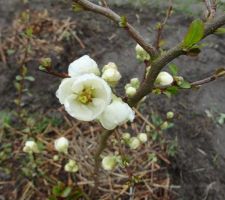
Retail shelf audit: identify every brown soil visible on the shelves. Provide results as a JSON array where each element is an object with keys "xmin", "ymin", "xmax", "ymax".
[{"xmin": 0, "ymin": 1, "xmax": 225, "ymax": 200}]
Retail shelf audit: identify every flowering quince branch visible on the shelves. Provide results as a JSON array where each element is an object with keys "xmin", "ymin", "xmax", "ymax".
[
  {"xmin": 128, "ymin": 14, "xmax": 225, "ymax": 106},
  {"xmin": 72, "ymin": 0, "xmax": 225, "ymax": 107},
  {"xmin": 72, "ymin": 0, "xmax": 158, "ymax": 58}
]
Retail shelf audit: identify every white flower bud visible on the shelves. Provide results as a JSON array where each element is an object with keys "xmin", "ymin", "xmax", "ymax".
[
  {"xmin": 135, "ymin": 44, "xmax": 150, "ymax": 61},
  {"xmin": 155, "ymin": 71, "xmax": 173, "ymax": 87},
  {"xmin": 53, "ymin": 155, "xmax": 59, "ymax": 161},
  {"xmin": 102, "ymin": 155, "xmax": 118, "ymax": 171},
  {"xmin": 23, "ymin": 141, "xmax": 39, "ymax": 154},
  {"xmin": 166, "ymin": 111, "xmax": 174, "ymax": 119},
  {"xmin": 122, "ymin": 132, "xmax": 131, "ymax": 141},
  {"xmin": 130, "ymin": 78, "xmax": 140, "ymax": 88},
  {"xmin": 64, "ymin": 159, "xmax": 79, "ymax": 173},
  {"xmin": 102, "ymin": 62, "xmax": 117, "ymax": 72},
  {"xmin": 128, "ymin": 137, "xmax": 141, "ymax": 150},
  {"xmin": 125, "ymin": 86, "xmax": 136, "ymax": 97},
  {"xmin": 54, "ymin": 137, "xmax": 69, "ymax": 154},
  {"xmin": 102, "ymin": 67, "xmax": 121, "ymax": 86},
  {"xmin": 137, "ymin": 133, "xmax": 148, "ymax": 143}
]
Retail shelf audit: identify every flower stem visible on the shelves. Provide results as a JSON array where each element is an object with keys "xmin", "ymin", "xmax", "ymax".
[{"xmin": 92, "ymin": 129, "xmax": 113, "ymax": 196}]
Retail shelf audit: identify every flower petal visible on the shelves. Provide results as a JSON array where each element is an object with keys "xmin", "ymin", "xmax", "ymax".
[{"xmin": 68, "ymin": 55, "xmax": 100, "ymax": 77}]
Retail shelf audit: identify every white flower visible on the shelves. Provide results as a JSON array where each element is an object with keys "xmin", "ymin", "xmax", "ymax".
[
  {"xmin": 102, "ymin": 67, "xmax": 121, "ymax": 86},
  {"xmin": 128, "ymin": 137, "xmax": 141, "ymax": 149},
  {"xmin": 125, "ymin": 86, "xmax": 136, "ymax": 97},
  {"xmin": 155, "ymin": 71, "xmax": 173, "ymax": 87},
  {"xmin": 102, "ymin": 155, "xmax": 118, "ymax": 171},
  {"xmin": 137, "ymin": 133, "xmax": 148, "ymax": 143},
  {"xmin": 64, "ymin": 159, "xmax": 79, "ymax": 173},
  {"xmin": 99, "ymin": 99, "xmax": 135, "ymax": 130},
  {"xmin": 23, "ymin": 141, "xmax": 39, "ymax": 153},
  {"xmin": 68, "ymin": 55, "xmax": 100, "ymax": 77},
  {"xmin": 56, "ymin": 74, "xmax": 112, "ymax": 121},
  {"xmin": 54, "ymin": 137, "xmax": 69, "ymax": 154},
  {"xmin": 135, "ymin": 44, "xmax": 150, "ymax": 61}
]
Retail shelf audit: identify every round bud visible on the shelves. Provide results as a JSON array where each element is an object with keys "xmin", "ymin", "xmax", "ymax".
[
  {"xmin": 102, "ymin": 68, "xmax": 121, "ymax": 86},
  {"xmin": 155, "ymin": 71, "xmax": 173, "ymax": 87},
  {"xmin": 102, "ymin": 155, "xmax": 118, "ymax": 171},
  {"xmin": 126, "ymin": 86, "xmax": 137, "ymax": 97},
  {"xmin": 137, "ymin": 133, "xmax": 148, "ymax": 143},
  {"xmin": 128, "ymin": 137, "xmax": 141, "ymax": 150},
  {"xmin": 166, "ymin": 111, "xmax": 174, "ymax": 119},
  {"xmin": 54, "ymin": 137, "xmax": 69, "ymax": 154}
]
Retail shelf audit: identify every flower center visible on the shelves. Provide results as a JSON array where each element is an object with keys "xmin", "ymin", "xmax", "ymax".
[{"xmin": 77, "ymin": 86, "xmax": 95, "ymax": 104}]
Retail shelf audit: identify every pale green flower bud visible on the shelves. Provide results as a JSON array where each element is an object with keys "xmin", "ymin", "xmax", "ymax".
[
  {"xmin": 160, "ymin": 121, "xmax": 169, "ymax": 130},
  {"xmin": 102, "ymin": 62, "xmax": 117, "ymax": 72},
  {"xmin": 128, "ymin": 137, "xmax": 141, "ymax": 150},
  {"xmin": 54, "ymin": 137, "xmax": 69, "ymax": 154},
  {"xmin": 137, "ymin": 133, "xmax": 148, "ymax": 143},
  {"xmin": 135, "ymin": 44, "xmax": 150, "ymax": 61},
  {"xmin": 102, "ymin": 67, "xmax": 121, "ymax": 86},
  {"xmin": 166, "ymin": 111, "xmax": 174, "ymax": 119},
  {"xmin": 126, "ymin": 86, "xmax": 137, "ymax": 97},
  {"xmin": 174, "ymin": 76, "xmax": 184, "ymax": 85},
  {"xmin": 53, "ymin": 155, "xmax": 59, "ymax": 161},
  {"xmin": 102, "ymin": 155, "xmax": 118, "ymax": 171},
  {"xmin": 23, "ymin": 141, "xmax": 39, "ymax": 154},
  {"xmin": 122, "ymin": 132, "xmax": 131, "ymax": 141},
  {"xmin": 64, "ymin": 159, "xmax": 79, "ymax": 173},
  {"xmin": 130, "ymin": 78, "xmax": 140, "ymax": 88}
]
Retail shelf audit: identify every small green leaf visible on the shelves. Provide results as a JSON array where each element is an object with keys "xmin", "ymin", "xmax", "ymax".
[
  {"xmin": 61, "ymin": 187, "xmax": 72, "ymax": 198},
  {"xmin": 168, "ymin": 64, "xmax": 179, "ymax": 76},
  {"xmin": 72, "ymin": 3, "xmax": 84, "ymax": 12},
  {"xmin": 215, "ymin": 27, "xmax": 225, "ymax": 35},
  {"xmin": 16, "ymin": 75, "xmax": 23, "ymax": 81},
  {"xmin": 183, "ymin": 19, "xmax": 204, "ymax": 48},
  {"xmin": 119, "ymin": 16, "xmax": 127, "ymax": 28},
  {"xmin": 179, "ymin": 80, "xmax": 191, "ymax": 89},
  {"xmin": 166, "ymin": 86, "xmax": 179, "ymax": 94},
  {"xmin": 25, "ymin": 76, "xmax": 35, "ymax": 82}
]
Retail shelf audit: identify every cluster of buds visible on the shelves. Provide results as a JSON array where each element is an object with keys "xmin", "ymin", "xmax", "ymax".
[
  {"xmin": 125, "ymin": 78, "xmax": 140, "ymax": 97},
  {"xmin": 101, "ymin": 62, "xmax": 121, "ymax": 87},
  {"xmin": 135, "ymin": 44, "xmax": 151, "ymax": 62},
  {"xmin": 64, "ymin": 159, "xmax": 79, "ymax": 173},
  {"xmin": 121, "ymin": 132, "xmax": 148, "ymax": 150},
  {"xmin": 23, "ymin": 140, "xmax": 39, "ymax": 154}
]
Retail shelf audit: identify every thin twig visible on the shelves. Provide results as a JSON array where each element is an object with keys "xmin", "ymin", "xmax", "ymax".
[
  {"xmin": 191, "ymin": 69, "xmax": 225, "ymax": 87},
  {"xmin": 154, "ymin": 0, "xmax": 173, "ymax": 50},
  {"xmin": 92, "ymin": 129, "xmax": 114, "ymax": 196},
  {"xmin": 204, "ymin": 0, "xmax": 217, "ymax": 20}
]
